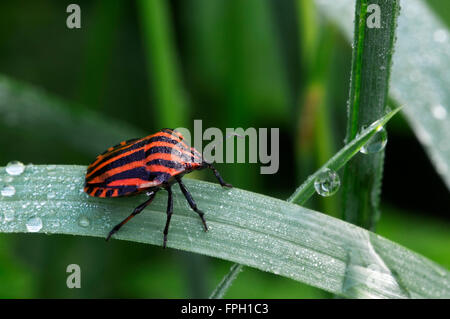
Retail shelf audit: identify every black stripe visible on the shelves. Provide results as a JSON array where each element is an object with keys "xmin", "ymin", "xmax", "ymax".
[
  {"xmin": 103, "ymin": 167, "xmax": 171, "ymax": 186},
  {"xmin": 87, "ymin": 149, "xmax": 146, "ymax": 181},
  {"xmin": 146, "ymin": 159, "xmax": 185, "ymax": 170},
  {"xmin": 88, "ymin": 135, "xmax": 189, "ymax": 174},
  {"xmin": 94, "ymin": 188, "xmax": 103, "ymax": 196},
  {"xmin": 88, "ymin": 139, "xmax": 149, "ymax": 173},
  {"xmin": 105, "ymin": 189, "xmax": 114, "ymax": 197},
  {"xmin": 85, "ymin": 186, "xmax": 94, "ymax": 194},
  {"xmin": 161, "ymin": 128, "xmax": 175, "ymax": 134},
  {"xmin": 103, "ymin": 166, "xmax": 150, "ymax": 185},
  {"xmin": 150, "ymin": 135, "xmax": 188, "ymax": 148},
  {"xmin": 86, "ymin": 170, "xmax": 172, "ymax": 196},
  {"xmin": 86, "ymin": 169, "xmax": 173, "ymax": 188},
  {"xmin": 144, "ymin": 146, "xmax": 196, "ymax": 163},
  {"xmin": 118, "ymin": 186, "xmax": 139, "ymax": 196},
  {"xmin": 161, "ymin": 128, "xmax": 185, "ymax": 140},
  {"xmin": 145, "ymin": 145, "xmax": 172, "ymax": 156}
]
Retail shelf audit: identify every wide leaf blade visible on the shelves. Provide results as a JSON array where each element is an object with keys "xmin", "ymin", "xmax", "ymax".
[{"xmin": 0, "ymin": 165, "xmax": 448, "ymax": 298}]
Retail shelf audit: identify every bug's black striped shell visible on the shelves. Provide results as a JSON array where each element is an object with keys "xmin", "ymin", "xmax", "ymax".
[{"xmin": 84, "ymin": 129, "xmax": 203, "ymax": 197}]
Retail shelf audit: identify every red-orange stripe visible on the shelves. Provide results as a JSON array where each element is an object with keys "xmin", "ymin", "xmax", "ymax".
[
  {"xmin": 152, "ymin": 131, "xmax": 192, "ymax": 151},
  {"xmin": 145, "ymin": 152, "xmax": 187, "ymax": 164},
  {"xmin": 144, "ymin": 164, "xmax": 182, "ymax": 176},
  {"xmin": 89, "ymin": 136, "xmax": 147, "ymax": 168},
  {"xmin": 88, "ymin": 161, "xmax": 144, "ymax": 184},
  {"xmin": 146, "ymin": 141, "xmax": 200, "ymax": 160},
  {"xmin": 107, "ymin": 178, "xmax": 150, "ymax": 187},
  {"xmin": 87, "ymin": 145, "xmax": 146, "ymax": 178}
]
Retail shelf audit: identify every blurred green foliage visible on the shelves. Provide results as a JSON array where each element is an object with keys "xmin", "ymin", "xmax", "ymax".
[{"xmin": 0, "ymin": 0, "xmax": 448, "ymax": 298}]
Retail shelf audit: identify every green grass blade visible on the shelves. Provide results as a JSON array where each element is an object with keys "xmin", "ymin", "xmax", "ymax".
[
  {"xmin": 2, "ymin": 153, "xmax": 448, "ymax": 298},
  {"xmin": 212, "ymin": 106, "xmax": 401, "ymax": 298},
  {"xmin": 78, "ymin": 0, "xmax": 123, "ymax": 110},
  {"xmin": 209, "ymin": 263, "xmax": 243, "ymax": 299},
  {"xmin": 136, "ymin": 0, "xmax": 187, "ymax": 127},
  {"xmin": 289, "ymin": 106, "xmax": 401, "ymax": 205},
  {"xmin": 342, "ymin": 0, "xmax": 400, "ymax": 230},
  {"xmin": 314, "ymin": 0, "xmax": 450, "ymax": 190}
]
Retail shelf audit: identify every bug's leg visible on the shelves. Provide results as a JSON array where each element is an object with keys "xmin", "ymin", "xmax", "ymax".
[
  {"xmin": 162, "ymin": 186, "xmax": 173, "ymax": 249},
  {"xmin": 106, "ymin": 190, "xmax": 158, "ymax": 241},
  {"xmin": 176, "ymin": 177, "xmax": 208, "ymax": 231},
  {"xmin": 207, "ymin": 163, "xmax": 232, "ymax": 188}
]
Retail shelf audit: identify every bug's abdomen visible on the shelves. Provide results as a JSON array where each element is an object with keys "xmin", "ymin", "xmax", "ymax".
[
  {"xmin": 84, "ymin": 129, "xmax": 204, "ymax": 198},
  {"xmin": 85, "ymin": 147, "xmax": 154, "ymax": 197}
]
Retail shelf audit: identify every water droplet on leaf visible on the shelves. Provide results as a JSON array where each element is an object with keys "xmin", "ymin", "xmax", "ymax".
[
  {"xmin": 26, "ymin": 217, "xmax": 43, "ymax": 232},
  {"xmin": 4, "ymin": 209, "xmax": 15, "ymax": 222},
  {"xmin": 1, "ymin": 185, "xmax": 16, "ymax": 197},
  {"xmin": 314, "ymin": 168, "xmax": 340, "ymax": 197},
  {"xmin": 431, "ymin": 104, "xmax": 447, "ymax": 120},
  {"xmin": 47, "ymin": 192, "xmax": 56, "ymax": 200},
  {"xmin": 5, "ymin": 161, "xmax": 25, "ymax": 176},
  {"xmin": 360, "ymin": 127, "xmax": 388, "ymax": 154},
  {"xmin": 78, "ymin": 216, "xmax": 90, "ymax": 228}
]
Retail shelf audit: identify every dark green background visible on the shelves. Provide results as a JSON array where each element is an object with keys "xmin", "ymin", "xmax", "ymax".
[{"xmin": 0, "ymin": 0, "xmax": 448, "ymax": 298}]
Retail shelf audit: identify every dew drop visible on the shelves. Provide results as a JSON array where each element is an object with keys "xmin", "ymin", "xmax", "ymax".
[
  {"xmin": 47, "ymin": 192, "xmax": 56, "ymax": 200},
  {"xmin": 5, "ymin": 161, "xmax": 25, "ymax": 176},
  {"xmin": 1, "ymin": 185, "xmax": 16, "ymax": 197},
  {"xmin": 78, "ymin": 216, "xmax": 90, "ymax": 228},
  {"xmin": 431, "ymin": 104, "xmax": 447, "ymax": 120},
  {"xmin": 26, "ymin": 217, "xmax": 43, "ymax": 232},
  {"xmin": 360, "ymin": 127, "xmax": 388, "ymax": 154},
  {"xmin": 3, "ymin": 209, "xmax": 15, "ymax": 222},
  {"xmin": 314, "ymin": 168, "xmax": 340, "ymax": 197}
]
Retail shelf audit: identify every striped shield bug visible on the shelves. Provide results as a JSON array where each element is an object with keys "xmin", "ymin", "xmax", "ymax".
[{"xmin": 84, "ymin": 128, "xmax": 232, "ymax": 248}]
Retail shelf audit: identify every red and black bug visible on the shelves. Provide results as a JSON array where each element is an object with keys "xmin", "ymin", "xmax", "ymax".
[{"xmin": 84, "ymin": 128, "xmax": 232, "ymax": 248}]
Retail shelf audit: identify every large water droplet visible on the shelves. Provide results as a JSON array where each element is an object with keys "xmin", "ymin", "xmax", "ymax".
[
  {"xmin": 314, "ymin": 168, "xmax": 340, "ymax": 197},
  {"xmin": 360, "ymin": 127, "xmax": 388, "ymax": 154},
  {"xmin": 431, "ymin": 104, "xmax": 447, "ymax": 120},
  {"xmin": 1, "ymin": 185, "xmax": 16, "ymax": 197},
  {"xmin": 26, "ymin": 217, "xmax": 43, "ymax": 232},
  {"xmin": 3, "ymin": 209, "xmax": 15, "ymax": 222},
  {"xmin": 5, "ymin": 161, "xmax": 25, "ymax": 176},
  {"xmin": 78, "ymin": 216, "xmax": 90, "ymax": 228}
]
